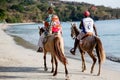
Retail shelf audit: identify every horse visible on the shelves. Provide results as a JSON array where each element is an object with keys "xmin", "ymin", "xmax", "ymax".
[
  {"xmin": 70, "ymin": 23, "xmax": 106, "ymax": 76},
  {"xmin": 38, "ymin": 27, "xmax": 68, "ymax": 77}
]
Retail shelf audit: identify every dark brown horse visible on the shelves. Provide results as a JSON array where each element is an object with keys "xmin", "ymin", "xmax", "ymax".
[
  {"xmin": 70, "ymin": 23, "xmax": 106, "ymax": 76},
  {"xmin": 38, "ymin": 27, "xmax": 68, "ymax": 77}
]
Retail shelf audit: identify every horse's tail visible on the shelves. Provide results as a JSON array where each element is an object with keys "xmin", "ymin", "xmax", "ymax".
[
  {"xmin": 54, "ymin": 36, "xmax": 68, "ymax": 65},
  {"xmin": 95, "ymin": 36, "xmax": 106, "ymax": 63}
]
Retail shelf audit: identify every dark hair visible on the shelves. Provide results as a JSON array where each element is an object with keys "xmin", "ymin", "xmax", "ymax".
[{"xmin": 47, "ymin": 6, "xmax": 53, "ymax": 11}]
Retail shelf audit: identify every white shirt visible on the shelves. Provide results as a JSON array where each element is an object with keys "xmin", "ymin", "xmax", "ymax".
[{"xmin": 82, "ymin": 17, "xmax": 94, "ymax": 33}]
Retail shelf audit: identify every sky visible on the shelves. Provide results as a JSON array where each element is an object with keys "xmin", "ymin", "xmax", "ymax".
[{"xmin": 61, "ymin": 0, "xmax": 120, "ymax": 8}]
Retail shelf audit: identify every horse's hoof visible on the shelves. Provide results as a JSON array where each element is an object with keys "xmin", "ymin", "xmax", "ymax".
[
  {"xmin": 90, "ymin": 71, "xmax": 93, "ymax": 74},
  {"xmin": 51, "ymin": 69, "xmax": 54, "ymax": 73},
  {"xmin": 65, "ymin": 75, "xmax": 69, "ymax": 80},
  {"xmin": 53, "ymin": 72, "xmax": 57, "ymax": 76},
  {"xmin": 82, "ymin": 67, "xmax": 86, "ymax": 72},
  {"xmin": 44, "ymin": 68, "xmax": 48, "ymax": 71},
  {"xmin": 82, "ymin": 70, "xmax": 85, "ymax": 72},
  {"xmin": 97, "ymin": 73, "xmax": 100, "ymax": 76}
]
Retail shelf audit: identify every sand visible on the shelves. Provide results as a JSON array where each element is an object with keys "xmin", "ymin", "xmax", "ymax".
[{"xmin": 0, "ymin": 23, "xmax": 120, "ymax": 80}]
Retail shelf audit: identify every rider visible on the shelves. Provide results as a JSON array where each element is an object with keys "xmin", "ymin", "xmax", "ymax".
[
  {"xmin": 37, "ymin": 6, "xmax": 62, "ymax": 52},
  {"xmin": 70, "ymin": 10, "xmax": 98, "ymax": 55},
  {"xmin": 44, "ymin": 6, "xmax": 62, "ymax": 35}
]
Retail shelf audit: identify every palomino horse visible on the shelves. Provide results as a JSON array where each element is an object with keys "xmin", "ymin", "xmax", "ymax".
[
  {"xmin": 70, "ymin": 23, "xmax": 106, "ymax": 76},
  {"xmin": 38, "ymin": 27, "xmax": 68, "ymax": 77}
]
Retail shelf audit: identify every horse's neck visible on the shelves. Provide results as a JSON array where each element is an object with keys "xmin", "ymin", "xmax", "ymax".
[{"xmin": 74, "ymin": 27, "xmax": 79, "ymax": 36}]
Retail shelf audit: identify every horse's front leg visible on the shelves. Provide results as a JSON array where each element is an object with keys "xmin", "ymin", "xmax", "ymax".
[
  {"xmin": 44, "ymin": 52, "xmax": 48, "ymax": 71},
  {"xmin": 81, "ymin": 52, "xmax": 86, "ymax": 72},
  {"xmin": 79, "ymin": 46, "xmax": 86, "ymax": 72},
  {"xmin": 51, "ymin": 56, "xmax": 54, "ymax": 73}
]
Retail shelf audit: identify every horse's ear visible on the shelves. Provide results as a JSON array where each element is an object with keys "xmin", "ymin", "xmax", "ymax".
[{"xmin": 71, "ymin": 22, "xmax": 76, "ymax": 26}]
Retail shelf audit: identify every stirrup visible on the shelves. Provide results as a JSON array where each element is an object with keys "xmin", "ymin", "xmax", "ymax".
[{"xmin": 70, "ymin": 48, "xmax": 75, "ymax": 55}]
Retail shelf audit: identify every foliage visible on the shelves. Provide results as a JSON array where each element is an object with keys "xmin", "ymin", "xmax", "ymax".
[
  {"xmin": 0, "ymin": 0, "xmax": 120, "ymax": 23},
  {"xmin": 0, "ymin": 9, "xmax": 6, "ymax": 21},
  {"xmin": 10, "ymin": 4, "xmax": 24, "ymax": 12}
]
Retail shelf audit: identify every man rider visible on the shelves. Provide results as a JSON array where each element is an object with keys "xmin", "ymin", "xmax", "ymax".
[{"xmin": 70, "ymin": 10, "xmax": 98, "ymax": 55}]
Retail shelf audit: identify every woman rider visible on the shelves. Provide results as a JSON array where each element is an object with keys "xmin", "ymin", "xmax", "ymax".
[{"xmin": 37, "ymin": 6, "xmax": 62, "ymax": 52}]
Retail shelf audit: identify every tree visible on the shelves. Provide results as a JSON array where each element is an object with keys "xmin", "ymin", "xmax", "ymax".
[
  {"xmin": 0, "ymin": 9, "xmax": 6, "ymax": 21},
  {"xmin": 10, "ymin": 4, "xmax": 24, "ymax": 12}
]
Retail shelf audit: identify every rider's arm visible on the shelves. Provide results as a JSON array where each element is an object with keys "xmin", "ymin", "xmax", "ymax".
[
  {"xmin": 93, "ymin": 24, "xmax": 98, "ymax": 36},
  {"xmin": 79, "ymin": 20, "xmax": 83, "ymax": 29}
]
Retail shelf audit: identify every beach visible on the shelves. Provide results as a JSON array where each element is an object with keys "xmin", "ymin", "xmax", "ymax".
[{"xmin": 0, "ymin": 23, "xmax": 120, "ymax": 80}]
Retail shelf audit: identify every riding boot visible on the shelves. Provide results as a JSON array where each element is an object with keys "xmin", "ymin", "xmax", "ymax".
[
  {"xmin": 70, "ymin": 38, "xmax": 79, "ymax": 55},
  {"xmin": 37, "ymin": 47, "xmax": 43, "ymax": 52}
]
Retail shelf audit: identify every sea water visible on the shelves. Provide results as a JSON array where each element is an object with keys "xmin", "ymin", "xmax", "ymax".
[{"xmin": 6, "ymin": 19, "xmax": 120, "ymax": 63}]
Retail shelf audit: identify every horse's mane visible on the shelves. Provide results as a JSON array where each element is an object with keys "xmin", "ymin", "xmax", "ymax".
[
  {"xmin": 72, "ymin": 24, "xmax": 79, "ymax": 36},
  {"xmin": 40, "ymin": 27, "xmax": 45, "ymax": 33},
  {"xmin": 39, "ymin": 27, "xmax": 45, "ymax": 36},
  {"xmin": 74, "ymin": 26, "xmax": 79, "ymax": 35}
]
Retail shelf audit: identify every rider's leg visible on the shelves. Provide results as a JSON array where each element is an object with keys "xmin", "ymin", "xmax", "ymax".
[
  {"xmin": 37, "ymin": 33, "xmax": 44, "ymax": 52},
  {"xmin": 70, "ymin": 38, "xmax": 79, "ymax": 55},
  {"xmin": 70, "ymin": 32, "xmax": 87, "ymax": 54}
]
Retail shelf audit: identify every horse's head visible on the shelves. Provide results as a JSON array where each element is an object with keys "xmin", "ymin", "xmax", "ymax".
[
  {"xmin": 38, "ymin": 26, "xmax": 45, "ymax": 36},
  {"xmin": 70, "ymin": 23, "xmax": 79, "ymax": 39}
]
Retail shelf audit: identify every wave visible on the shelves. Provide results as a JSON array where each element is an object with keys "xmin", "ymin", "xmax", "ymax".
[
  {"xmin": 64, "ymin": 47, "xmax": 120, "ymax": 63},
  {"xmin": 102, "ymin": 34, "xmax": 120, "ymax": 37},
  {"xmin": 107, "ymin": 56, "xmax": 120, "ymax": 63}
]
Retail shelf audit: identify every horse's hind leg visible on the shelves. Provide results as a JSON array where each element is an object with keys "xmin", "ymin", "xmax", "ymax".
[
  {"xmin": 88, "ymin": 51, "xmax": 97, "ymax": 74},
  {"xmin": 64, "ymin": 63, "xmax": 68, "ymax": 77},
  {"xmin": 95, "ymin": 46, "xmax": 101, "ymax": 76},
  {"xmin": 51, "ymin": 56, "xmax": 54, "ymax": 73},
  {"xmin": 53, "ymin": 56, "xmax": 58, "ymax": 76},
  {"xmin": 44, "ymin": 52, "xmax": 48, "ymax": 71},
  {"xmin": 97, "ymin": 59, "xmax": 101, "ymax": 76}
]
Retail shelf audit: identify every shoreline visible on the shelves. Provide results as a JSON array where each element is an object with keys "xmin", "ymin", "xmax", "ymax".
[
  {"xmin": 1, "ymin": 23, "xmax": 39, "ymax": 51},
  {"xmin": 3, "ymin": 23, "xmax": 120, "ymax": 67},
  {"xmin": 4, "ymin": 23, "xmax": 120, "ymax": 70},
  {"xmin": 8, "ymin": 30, "xmax": 120, "ymax": 64},
  {"xmin": 11, "ymin": 35, "xmax": 38, "ymax": 51},
  {"xmin": 0, "ymin": 23, "xmax": 120, "ymax": 80}
]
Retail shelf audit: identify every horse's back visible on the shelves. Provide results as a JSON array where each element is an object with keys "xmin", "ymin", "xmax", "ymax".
[
  {"xmin": 82, "ymin": 36, "xmax": 97, "ymax": 51},
  {"xmin": 44, "ymin": 33, "xmax": 64, "ymax": 53}
]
